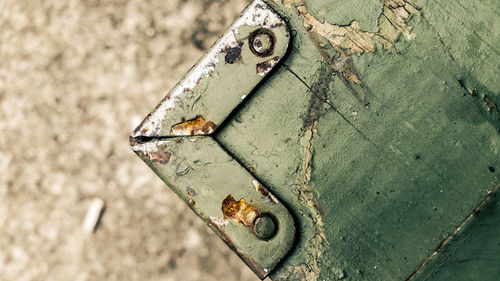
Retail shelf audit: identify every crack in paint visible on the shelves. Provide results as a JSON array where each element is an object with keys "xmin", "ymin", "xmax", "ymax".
[
  {"xmin": 282, "ymin": 118, "xmax": 328, "ymax": 281},
  {"xmin": 283, "ymin": 64, "xmax": 378, "ymax": 147},
  {"xmin": 297, "ymin": 121, "xmax": 329, "ymax": 281},
  {"xmin": 406, "ymin": 186, "xmax": 500, "ymax": 281},
  {"xmin": 170, "ymin": 116, "xmax": 217, "ymax": 136},
  {"xmin": 271, "ymin": 0, "xmax": 420, "ymax": 106}
]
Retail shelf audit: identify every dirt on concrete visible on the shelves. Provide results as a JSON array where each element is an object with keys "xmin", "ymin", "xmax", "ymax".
[{"xmin": 0, "ymin": 0, "xmax": 260, "ymax": 280}]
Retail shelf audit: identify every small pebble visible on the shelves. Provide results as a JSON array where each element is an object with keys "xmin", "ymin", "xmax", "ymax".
[{"xmin": 82, "ymin": 197, "xmax": 106, "ymax": 234}]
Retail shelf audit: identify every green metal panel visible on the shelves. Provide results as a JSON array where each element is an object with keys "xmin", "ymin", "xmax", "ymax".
[
  {"xmin": 132, "ymin": 0, "xmax": 500, "ymax": 280},
  {"xmin": 219, "ymin": 0, "xmax": 499, "ymax": 280}
]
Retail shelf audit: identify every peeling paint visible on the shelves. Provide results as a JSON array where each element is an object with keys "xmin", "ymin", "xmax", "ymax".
[
  {"xmin": 274, "ymin": 0, "xmax": 420, "ymax": 107},
  {"xmin": 170, "ymin": 116, "xmax": 217, "ymax": 136},
  {"xmin": 257, "ymin": 56, "xmax": 280, "ymax": 76},
  {"xmin": 130, "ymin": 140, "xmax": 173, "ymax": 164},
  {"xmin": 273, "ymin": 0, "xmax": 419, "ymax": 55},
  {"xmin": 212, "ymin": 1, "xmax": 500, "ymax": 280},
  {"xmin": 252, "ymin": 180, "xmax": 279, "ymax": 203},
  {"xmin": 295, "ymin": 0, "xmax": 419, "ymax": 55},
  {"xmin": 148, "ymin": 150, "xmax": 171, "ymax": 164},
  {"xmin": 131, "ymin": 0, "xmax": 287, "ymax": 138},
  {"xmin": 207, "ymin": 216, "xmax": 237, "ymax": 251},
  {"xmin": 274, "ymin": 115, "xmax": 330, "ymax": 281},
  {"xmin": 224, "ymin": 42, "xmax": 244, "ymax": 64},
  {"xmin": 298, "ymin": 6, "xmax": 376, "ymax": 55},
  {"xmin": 273, "ymin": 0, "xmax": 300, "ymax": 8},
  {"xmin": 208, "ymin": 216, "xmax": 229, "ymax": 229},
  {"xmin": 240, "ymin": 1, "xmax": 286, "ymax": 28}
]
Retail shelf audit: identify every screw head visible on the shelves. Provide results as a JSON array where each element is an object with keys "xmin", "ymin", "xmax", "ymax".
[
  {"xmin": 249, "ymin": 29, "xmax": 275, "ymax": 57},
  {"xmin": 253, "ymin": 214, "xmax": 277, "ymax": 240}
]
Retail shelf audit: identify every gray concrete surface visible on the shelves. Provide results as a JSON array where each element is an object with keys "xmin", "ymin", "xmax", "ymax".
[{"xmin": 0, "ymin": 0, "xmax": 260, "ymax": 280}]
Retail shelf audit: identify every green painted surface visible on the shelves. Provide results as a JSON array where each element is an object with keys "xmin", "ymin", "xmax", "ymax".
[
  {"xmin": 306, "ymin": 0, "xmax": 383, "ymax": 32},
  {"xmin": 131, "ymin": 136, "xmax": 295, "ymax": 278},
  {"xmin": 133, "ymin": 0, "xmax": 500, "ymax": 279},
  {"xmin": 413, "ymin": 192, "xmax": 500, "ymax": 281},
  {"xmin": 414, "ymin": 0, "xmax": 500, "ymax": 106},
  {"xmin": 216, "ymin": 0, "xmax": 499, "ymax": 280}
]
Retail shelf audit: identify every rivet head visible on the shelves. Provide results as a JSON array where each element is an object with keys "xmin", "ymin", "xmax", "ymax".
[
  {"xmin": 253, "ymin": 214, "xmax": 277, "ymax": 240},
  {"xmin": 249, "ymin": 29, "xmax": 275, "ymax": 57}
]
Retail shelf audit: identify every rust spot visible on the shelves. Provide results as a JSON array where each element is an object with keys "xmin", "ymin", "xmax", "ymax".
[
  {"xmin": 170, "ymin": 116, "xmax": 217, "ymax": 136},
  {"xmin": 222, "ymin": 195, "xmax": 260, "ymax": 227},
  {"xmin": 224, "ymin": 42, "xmax": 243, "ymax": 64},
  {"xmin": 148, "ymin": 151, "xmax": 171, "ymax": 164},
  {"xmin": 256, "ymin": 56, "xmax": 280, "ymax": 76},
  {"xmin": 133, "ymin": 147, "xmax": 171, "ymax": 165},
  {"xmin": 186, "ymin": 187, "xmax": 197, "ymax": 197}
]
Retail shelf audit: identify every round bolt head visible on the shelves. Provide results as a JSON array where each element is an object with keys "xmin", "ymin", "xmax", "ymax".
[
  {"xmin": 249, "ymin": 29, "xmax": 275, "ymax": 57},
  {"xmin": 253, "ymin": 214, "xmax": 277, "ymax": 240}
]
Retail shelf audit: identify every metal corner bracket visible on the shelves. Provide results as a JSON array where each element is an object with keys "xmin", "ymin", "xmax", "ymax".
[{"xmin": 130, "ymin": 1, "xmax": 295, "ymax": 278}]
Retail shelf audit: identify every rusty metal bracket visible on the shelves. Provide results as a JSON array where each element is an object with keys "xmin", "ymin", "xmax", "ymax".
[{"xmin": 130, "ymin": 1, "xmax": 294, "ymax": 279}]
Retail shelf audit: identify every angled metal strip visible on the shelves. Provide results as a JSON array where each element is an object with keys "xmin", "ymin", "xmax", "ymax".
[
  {"xmin": 130, "ymin": 1, "xmax": 294, "ymax": 279},
  {"xmin": 131, "ymin": 0, "xmax": 290, "ymax": 138},
  {"xmin": 130, "ymin": 137, "xmax": 295, "ymax": 278}
]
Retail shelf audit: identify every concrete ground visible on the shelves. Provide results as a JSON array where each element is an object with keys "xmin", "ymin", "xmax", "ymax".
[{"xmin": 0, "ymin": 0, "xmax": 260, "ymax": 280}]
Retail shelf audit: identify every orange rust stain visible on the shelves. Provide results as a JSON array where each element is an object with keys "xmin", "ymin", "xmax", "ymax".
[
  {"xmin": 222, "ymin": 195, "xmax": 260, "ymax": 227},
  {"xmin": 149, "ymin": 151, "xmax": 171, "ymax": 164},
  {"xmin": 256, "ymin": 56, "xmax": 280, "ymax": 76},
  {"xmin": 134, "ymin": 150, "xmax": 171, "ymax": 164},
  {"xmin": 170, "ymin": 116, "xmax": 217, "ymax": 136}
]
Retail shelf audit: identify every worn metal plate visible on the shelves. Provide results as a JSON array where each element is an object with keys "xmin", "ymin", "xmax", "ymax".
[
  {"xmin": 132, "ymin": 0, "xmax": 500, "ymax": 280},
  {"xmin": 217, "ymin": 0, "xmax": 500, "ymax": 280},
  {"xmin": 130, "ymin": 0, "xmax": 295, "ymax": 279}
]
